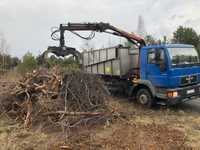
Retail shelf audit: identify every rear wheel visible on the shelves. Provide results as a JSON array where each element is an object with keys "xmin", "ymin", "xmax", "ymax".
[{"xmin": 136, "ymin": 88, "xmax": 154, "ymax": 108}]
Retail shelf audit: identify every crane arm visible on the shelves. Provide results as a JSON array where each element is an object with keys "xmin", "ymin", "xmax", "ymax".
[
  {"xmin": 43, "ymin": 22, "xmax": 146, "ymax": 61},
  {"xmin": 57, "ymin": 22, "xmax": 146, "ymax": 48}
]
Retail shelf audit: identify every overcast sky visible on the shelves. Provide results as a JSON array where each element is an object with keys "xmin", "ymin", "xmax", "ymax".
[{"xmin": 0, "ymin": 0, "xmax": 200, "ymax": 58}]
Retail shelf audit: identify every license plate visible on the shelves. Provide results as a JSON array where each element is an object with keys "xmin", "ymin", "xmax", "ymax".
[{"xmin": 187, "ymin": 89, "xmax": 195, "ymax": 94}]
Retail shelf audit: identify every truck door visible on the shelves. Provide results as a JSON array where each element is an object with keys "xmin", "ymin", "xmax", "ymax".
[{"xmin": 146, "ymin": 48, "xmax": 168, "ymax": 87}]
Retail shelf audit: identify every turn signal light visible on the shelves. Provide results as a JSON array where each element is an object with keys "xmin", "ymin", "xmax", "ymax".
[{"xmin": 167, "ymin": 91, "xmax": 178, "ymax": 98}]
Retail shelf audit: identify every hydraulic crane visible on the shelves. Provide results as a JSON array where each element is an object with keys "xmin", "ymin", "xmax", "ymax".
[{"xmin": 44, "ymin": 22, "xmax": 146, "ymax": 59}]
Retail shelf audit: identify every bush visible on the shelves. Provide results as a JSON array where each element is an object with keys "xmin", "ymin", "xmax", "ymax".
[
  {"xmin": 17, "ymin": 52, "xmax": 38, "ymax": 74},
  {"xmin": 45, "ymin": 55, "xmax": 80, "ymax": 71}
]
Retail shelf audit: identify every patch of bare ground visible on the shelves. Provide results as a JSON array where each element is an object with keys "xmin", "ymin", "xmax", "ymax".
[{"xmin": 93, "ymin": 123, "xmax": 186, "ymax": 150}]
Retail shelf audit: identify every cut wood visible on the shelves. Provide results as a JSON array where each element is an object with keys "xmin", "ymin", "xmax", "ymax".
[
  {"xmin": 43, "ymin": 111, "xmax": 103, "ymax": 116},
  {"xmin": 60, "ymin": 145, "xmax": 72, "ymax": 150}
]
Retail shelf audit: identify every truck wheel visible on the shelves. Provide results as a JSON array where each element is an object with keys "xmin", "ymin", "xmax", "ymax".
[{"xmin": 136, "ymin": 88, "xmax": 154, "ymax": 108}]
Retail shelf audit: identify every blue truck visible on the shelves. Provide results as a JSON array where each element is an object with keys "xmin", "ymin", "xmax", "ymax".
[
  {"xmin": 46, "ymin": 22, "xmax": 200, "ymax": 107},
  {"xmin": 135, "ymin": 44, "xmax": 200, "ymax": 106}
]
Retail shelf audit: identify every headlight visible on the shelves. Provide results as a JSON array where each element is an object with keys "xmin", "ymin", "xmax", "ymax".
[{"xmin": 167, "ymin": 91, "xmax": 178, "ymax": 98}]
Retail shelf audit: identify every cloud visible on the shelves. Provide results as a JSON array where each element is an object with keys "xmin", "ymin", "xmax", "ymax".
[{"xmin": 0, "ymin": 0, "xmax": 199, "ymax": 57}]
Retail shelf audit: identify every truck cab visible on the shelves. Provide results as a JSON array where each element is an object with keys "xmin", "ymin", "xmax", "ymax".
[{"xmin": 137, "ymin": 44, "xmax": 200, "ymax": 106}]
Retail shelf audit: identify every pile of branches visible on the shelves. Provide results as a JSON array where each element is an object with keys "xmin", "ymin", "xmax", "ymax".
[
  {"xmin": 60, "ymin": 71, "xmax": 108, "ymax": 112},
  {"xmin": 0, "ymin": 68, "xmax": 110, "ymax": 129}
]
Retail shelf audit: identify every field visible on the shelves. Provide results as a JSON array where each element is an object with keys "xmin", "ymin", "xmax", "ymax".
[{"xmin": 0, "ymin": 71, "xmax": 200, "ymax": 150}]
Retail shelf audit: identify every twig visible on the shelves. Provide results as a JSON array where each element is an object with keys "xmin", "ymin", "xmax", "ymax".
[
  {"xmin": 24, "ymin": 90, "xmax": 32, "ymax": 128},
  {"xmin": 43, "ymin": 111, "xmax": 103, "ymax": 116}
]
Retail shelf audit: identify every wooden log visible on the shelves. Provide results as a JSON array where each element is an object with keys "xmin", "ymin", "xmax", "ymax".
[
  {"xmin": 43, "ymin": 111, "xmax": 103, "ymax": 116},
  {"xmin": 60, "ymin": 145, "xmax": 72, "ymax": 150}
]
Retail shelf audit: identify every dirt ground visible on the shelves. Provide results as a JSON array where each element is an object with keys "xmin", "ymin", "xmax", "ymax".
[{"xmin": 0, "ymin": 72, "xmax": 200, "ymax": 150}]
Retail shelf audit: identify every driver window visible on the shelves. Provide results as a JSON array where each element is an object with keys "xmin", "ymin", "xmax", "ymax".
[{"xmin": 148, "ymin": 48, "xmax": 165, "ymax": 64}]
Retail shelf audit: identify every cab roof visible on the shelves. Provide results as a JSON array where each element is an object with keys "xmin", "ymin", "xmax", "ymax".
[{"xmin": 144, "ymin": 44, "xmax": 194, "ymax": 49}]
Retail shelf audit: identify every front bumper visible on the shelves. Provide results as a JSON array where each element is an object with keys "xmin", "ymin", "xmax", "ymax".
[{"xmin": 156, "ymin": 83, "xmax": 200, "ymax": 105}]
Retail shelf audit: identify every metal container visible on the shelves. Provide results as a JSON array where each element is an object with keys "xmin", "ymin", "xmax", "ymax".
[{"xmin": 83, "ymin": 46, "xmax": 139, "ymax": 77}]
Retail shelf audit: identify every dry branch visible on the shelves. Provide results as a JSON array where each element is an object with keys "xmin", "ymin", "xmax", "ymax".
[{"xmin": 43, "ymin": 111, "xmax": 104, "ymax": 116}]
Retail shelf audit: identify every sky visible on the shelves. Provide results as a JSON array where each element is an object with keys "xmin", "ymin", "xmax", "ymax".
[{"xmin": 0, "ymin": 0, "xmax": 200, "ymax": 58}]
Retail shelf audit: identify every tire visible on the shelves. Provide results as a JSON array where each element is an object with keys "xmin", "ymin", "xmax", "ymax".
[{"xmin": 136, "ymin": 88, "xmax": 154, "ymax": 108}]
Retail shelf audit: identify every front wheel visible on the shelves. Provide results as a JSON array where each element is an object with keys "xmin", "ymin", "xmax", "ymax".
[{"xmin": 136, "ymin": 88, "xmax": 155, "ymax": 108}]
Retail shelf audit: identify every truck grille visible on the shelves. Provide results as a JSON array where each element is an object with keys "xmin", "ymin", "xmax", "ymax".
[{"xmin": 181, "ymin": 75, "xmax": 198, "ymax": 85}]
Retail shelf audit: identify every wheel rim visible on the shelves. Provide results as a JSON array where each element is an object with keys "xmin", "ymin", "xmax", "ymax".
[{"xmin": 139, "ymin": 94, "xmax": 148, "ymax": 105}]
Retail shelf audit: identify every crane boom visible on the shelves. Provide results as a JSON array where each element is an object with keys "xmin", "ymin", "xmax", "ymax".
[
  {"xmin": 43, "ymin": 22, "xmax": 146, "ymax": 59},
  {"xmin": 58, "ymin": 22, "xmax": 146, "ymax": 48}
]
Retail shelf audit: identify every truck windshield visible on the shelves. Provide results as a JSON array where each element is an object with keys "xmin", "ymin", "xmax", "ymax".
[{"xmin": 168, "ymin": 47, "xmax": 199, "ymax": 66}]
